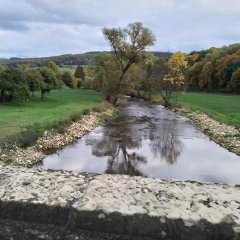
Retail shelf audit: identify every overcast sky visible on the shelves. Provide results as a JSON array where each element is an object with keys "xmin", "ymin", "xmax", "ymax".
[{"xmin": 0, "ymin": 0, "xmax": 240, "ymax": 58}]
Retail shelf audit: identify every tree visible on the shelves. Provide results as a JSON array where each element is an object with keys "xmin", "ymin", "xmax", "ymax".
[
  {"xmin": 199, "ymin": 61, "xmax": 215, "ymax": 91},
  {"xmin": 61, "ymin": 71, "xmax": 77, "ymax": 88},
  {"xmin": 25, "ymin": 68, "xmax": 43, "ymax": 96},
  {"xmin": 0, "ymin": 68, "xmax": 30, "ymax": 102},
  {"xmin": 39, "ymin": 67, "xmax": 62, "ymax": 99},
  {"xmin": 75, "ymin": 66, "xmax": 85, "ymax": 81},
  {"xmin": 77, "ymin": 79, "xmax": 82, "ymax": 88},
  {"xmin": 161, "ymin": 52, "xmax": 188, "ymax": 107},
  {"xmin": 125, "ymin": 54, "xmax": 157, "ymax": 100},
  {"xmin": 186, "ymin": 61, "xmax": 203, "ymax": 91},
  {"xmin": 47, "ymin": 61, "xmax": 59, "ymax": 73},
  {"xmin": 94, "ymin": 53, "xmax": 121, "ymax": 97},
  {"xmin": 0, "ymin": 65, "xmax": 5, "ymax": 73},
  {"xmin": 83, "ymin": 65, "xmax": 99, "ymax": 90},
  {"xmin": 102, "ymin": 22, "xmax": 156, "ymax": 100},
  {"xmin": 185, "ymin": 44, "xmax": 240, "ymax": 93},
  {"xmin": 229, "ymin": 68, "xmax": 240, "ymax": 93}
]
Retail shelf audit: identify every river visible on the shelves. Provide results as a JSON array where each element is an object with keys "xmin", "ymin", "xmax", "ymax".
[{"xmin": 37, "ymin": 98, "xmax": 240, "ymax": 185}]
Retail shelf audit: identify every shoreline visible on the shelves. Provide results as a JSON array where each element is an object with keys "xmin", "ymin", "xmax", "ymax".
[
  {"xmin": 175, "ymin": 107, "xmax": 240, "ymax": 156},
  {"xmin": 0, "ymin": 107, "xmax": 116, "ymax": 167},
  {"xmin": 0, "ymin": 99, "xmax": 239, "ymax": 168}
]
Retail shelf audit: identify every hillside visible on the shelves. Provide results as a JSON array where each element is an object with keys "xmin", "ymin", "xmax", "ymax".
[{"xmin": 0, "ymin": 51, "xmax": 171, "ymax": 67}]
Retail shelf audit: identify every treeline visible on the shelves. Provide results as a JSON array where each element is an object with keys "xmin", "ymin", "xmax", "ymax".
[
  {"xmin": 0, "ymin": 51, "xmax": 171, "ymax": 68},
  {"xmin": 80, "ymin": 43, "xmax": 240, "ymax": 97},
  {"xmin": 187, "ymin": 43, "xmax": 240, "ymax": 93},
  {"xmin": 82, "ymin": 52, "xmax": 186, "ymax": 107},
  {"xmin": 0, "ymin": 62, "xmax": 83, "ymax": 102},
  {"xmin": 0, "ymin": 53, "xmax": 96, "ymax": 68}
]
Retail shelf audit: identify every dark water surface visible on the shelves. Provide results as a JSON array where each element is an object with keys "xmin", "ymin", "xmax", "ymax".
[{"xmin": 38, "ymin": 98, "xmax": 240, "ymax": 185}]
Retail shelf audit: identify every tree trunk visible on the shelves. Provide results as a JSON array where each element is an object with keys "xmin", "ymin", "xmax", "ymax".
[
  {"xmin": 117, "ymin": 71, "xmax": 126, "ymax": 92},
  {"xmin": 1, "ymin": 89, "xmax": 5, "ymax": 102}
]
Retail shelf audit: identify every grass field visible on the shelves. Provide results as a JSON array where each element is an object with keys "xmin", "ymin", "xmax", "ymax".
[
  {"xmin": 178, "ymin": 92, "xmax": 240, "ymax": 128},
  {"xmin": 59, "ymin": 65, "xmax": 77, "ymax": 74},
  {"xmin": 0, "ymin": 88, "xmax": 102, "ymax": 138}
]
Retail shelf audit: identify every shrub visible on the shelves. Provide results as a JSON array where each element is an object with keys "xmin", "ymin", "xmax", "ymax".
[
  {"xmin": 77, "ymin": 79, "xmax": 82, "ymax": 88},
  {"xmin": 92, "ymin": 100, "xmax": 112, "ymax": 112},
  {"xmin": 69, "ymin": 112, "xmax": 82, "ymax": 122},
  {"xmin": 0, "ymin": 141, "xmax": 17, "ymax": 151},
  {"xmin": 82, "ymin": 109, "xmax": 90, "ymax": 115},
  {"xmin": 17, "ymin": 126, "xmax": 42, "ymax": 148}
]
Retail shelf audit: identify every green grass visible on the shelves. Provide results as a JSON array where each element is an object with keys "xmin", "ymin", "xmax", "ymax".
[
  {"xmin": 59, "ymin": 65, "xmax": 77, "ymax": 74},
  {"xmin": 0, "ymin": 88, "xmax": 102, "ymax": 138},
  {"xmin": 178, "ymin": 92, "xmax": 240, "ymax": 128}
]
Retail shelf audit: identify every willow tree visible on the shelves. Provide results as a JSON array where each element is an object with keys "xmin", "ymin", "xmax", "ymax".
[{"xmin": 102, "ymin": 22, "xmax": 156, "ymax": 100}]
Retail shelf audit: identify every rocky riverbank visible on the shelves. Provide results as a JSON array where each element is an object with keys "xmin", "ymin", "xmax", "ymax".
[
  {"xmin": 177, "ymin": 108, "xmax": 240, "ymax": 156},
  {"xmin": 0, "ymin": 108, "xmax": 115, "ymax": 167}
]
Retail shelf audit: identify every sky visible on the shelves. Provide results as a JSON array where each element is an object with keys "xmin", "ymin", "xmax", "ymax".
[{"xmin": 0, "ymin": 0, "xmax": 240, "ymax": 58}]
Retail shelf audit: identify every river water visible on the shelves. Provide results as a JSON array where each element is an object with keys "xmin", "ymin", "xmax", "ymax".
[{"xmin": 38, "ymin": 98, "xmax": 240, "ymax": 185}]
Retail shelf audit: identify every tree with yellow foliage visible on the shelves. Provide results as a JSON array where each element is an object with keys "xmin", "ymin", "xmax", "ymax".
[{"xmin": 161, "ymin": 52, "xmax": 188, "ymax": 107}]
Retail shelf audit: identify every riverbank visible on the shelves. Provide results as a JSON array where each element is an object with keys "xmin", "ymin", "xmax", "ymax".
[
  {"xmin": 178, "ymin": 92, "xmax": 240, "ymax": 129},
  {"xmin": 0, "ymin": 89, "xmax": 103, "ymax": 139},
  {"xmin": 176, "ymin": 108, "xmax": 240, "ymax": 156},
  {"xmin": 153, "ymin": 92, "xmax": 240, "ymax": 156},
  {"xmin": 0, "ymin": 107, "xmax": 117, "ymax": 167}
]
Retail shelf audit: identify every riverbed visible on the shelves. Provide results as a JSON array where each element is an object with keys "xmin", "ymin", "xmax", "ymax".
[{"xmin": 37, "ymin": 98, "xmax": 240, "ymax": 185}]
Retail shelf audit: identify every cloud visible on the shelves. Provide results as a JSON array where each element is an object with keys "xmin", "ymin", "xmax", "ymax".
[{"xmin": 0, "ymin": 0, "xmax": 240, "ymax": 57}]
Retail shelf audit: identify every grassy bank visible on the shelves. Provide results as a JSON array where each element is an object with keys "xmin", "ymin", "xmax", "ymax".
[
  {"xmin": 178, "ymin": 92, "xmax": 240, "ymax": 128},
  {"xmin": 0, "ymin": 88, "xmax": 102, "ymax": 138}
]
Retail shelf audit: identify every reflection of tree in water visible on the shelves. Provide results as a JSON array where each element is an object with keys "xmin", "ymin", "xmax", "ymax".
[
  {"xmin": 85, "ymin": 118, "xmax": 147, "ymax": 176},
  {"xmin": 105, "ymin": 142, "xmax": 147, "ymax": 176},
  {"xmin": 86, "ymin": 106, "xmax": 183, "ymax": 176},
  {"xmin": 149, "ymin": 119, "xmax": 182, "ymax": 164}
]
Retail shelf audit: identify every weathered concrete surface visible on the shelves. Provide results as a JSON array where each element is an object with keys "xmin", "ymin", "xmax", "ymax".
[{"xmin": 1, "ymin": 164, "xmax": 240, "ymax": 240}]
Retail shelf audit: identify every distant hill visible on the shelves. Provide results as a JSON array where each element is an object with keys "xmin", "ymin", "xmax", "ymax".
[
  {"xmin": 0, "ymin": 51, "xmax": 171, "ymax": 67},
  {"xmin": 0, "ymin": 53, "xmax": 96, "ymax": 67}
]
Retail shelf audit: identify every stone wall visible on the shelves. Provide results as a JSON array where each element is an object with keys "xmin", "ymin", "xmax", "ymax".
[{"xmin": 1, "ymin": 164, "xmax": 240, "ymax": 240}]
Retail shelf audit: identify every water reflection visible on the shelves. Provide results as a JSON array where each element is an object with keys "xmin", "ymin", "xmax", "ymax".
[
  {"xmin": 86, "ymin": 118, "xmax": 147, "ymax": 176},
  {"xmin": 38, "ymin": 98, "xmax": 240, "ymax": 185},
  {"xmin": 86, "ymin": 111, "xmax": 183, "ymax": 175},
  {"xmin": 149, "ymin": 121, "xmax": 182, "ymax": 164}
]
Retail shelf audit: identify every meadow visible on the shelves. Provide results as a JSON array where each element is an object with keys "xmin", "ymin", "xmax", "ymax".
[
  {"xmin": 0, "ymin": 88, "xmax": 102, "ymax": 138},
  {"xmin": 178, "ymin": 92, "xmax": 240, "ymax": 128},
  {"xmin": 59, "ymin": 65, "xmax": 77, "ymax": 74}
]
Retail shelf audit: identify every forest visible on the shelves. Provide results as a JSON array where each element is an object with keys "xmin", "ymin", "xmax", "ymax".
[{"xmin": 187, "ymin": 43, "xmax": 240, "ymax": 93}]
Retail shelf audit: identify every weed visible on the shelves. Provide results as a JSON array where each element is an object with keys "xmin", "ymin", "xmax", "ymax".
[
  {"xmin": 82, "ymin": 109, "xmax": 90, "ymax": 115},
  {"xmin": 69, "ymin": 112, "xmax": 82, "ymax": 122}
]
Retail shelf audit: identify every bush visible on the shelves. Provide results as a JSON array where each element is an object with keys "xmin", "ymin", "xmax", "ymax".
[
  {"xmin": 77, "ymin": 79, "xmax": 82, "ymax": 88},
  {"xmin": 17, "ymin": 125, "xmax": 42, "ymax": 148},
  {"xmin": 61, "ymin": 71, "xmax": 76, "ymax": 88},
  {"xmin": 82, "ymin": 109, "xmax": 90, "ymax": 115},
  {"xmin": 51, "ymin": 119, "xmax": 71, "ymax": 134},
  {"xmin": 92, "ymin": 100, "xmax": 112, "ymax": 112},
  {"xmin": 69, "ymin": 112, "xmax": 82, "ymax": 122},
  {"xmin": 0, "ymin": 141, "xmax": 17, "ymax": 151},
  {"xmin": 115, "ymin": 96, "xmax": 128, "ymax": 106}
]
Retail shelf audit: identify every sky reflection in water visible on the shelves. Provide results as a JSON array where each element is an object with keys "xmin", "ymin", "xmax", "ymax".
[{"xmin": 38, "ymin": 98, "xmax": 240, "ymax": 185}]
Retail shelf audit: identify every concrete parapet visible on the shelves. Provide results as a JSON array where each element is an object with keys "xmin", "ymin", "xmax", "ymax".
[{"xmin": 1, "ymin": 164, "xmax": 240, "ymax": 239}]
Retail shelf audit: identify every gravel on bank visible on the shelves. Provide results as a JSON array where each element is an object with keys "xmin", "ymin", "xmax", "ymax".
[
  {"xmin": 176, "ymin": 108, "xmax": 240, "ymax": 156},
  {"xmin": 0, "ymin": 109, "xmax": 114, "ymax": 166}
]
